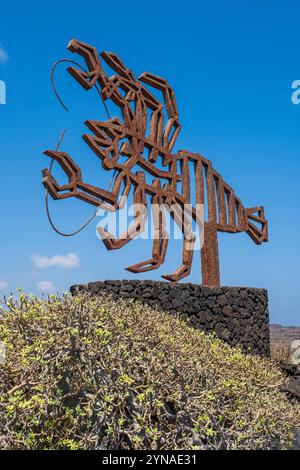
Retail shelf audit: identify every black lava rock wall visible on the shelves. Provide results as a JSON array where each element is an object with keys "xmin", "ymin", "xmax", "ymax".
[{"xmin": 70, "ymin": 280, "xmax": 270, "ymax": 357}]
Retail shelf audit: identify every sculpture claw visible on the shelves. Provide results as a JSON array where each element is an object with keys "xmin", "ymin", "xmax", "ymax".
[
  {"xmin": 97, "ymin": 226, "xmax": 125, "ymax": 250},
  {"xmin": 162, "ymin": 265, "xmax": 191, "ymax": 282},
  {"xmin": 126, "ymin": 258, "xmax": 162, "ymax": 273}
]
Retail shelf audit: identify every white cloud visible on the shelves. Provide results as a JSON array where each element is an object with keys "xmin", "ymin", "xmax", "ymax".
[
  {"xmin": 0, "ymin": 47, "xmax": 8, "ymax": 64},
  {"xmin": 0, "ymin": 280, "xmax": 7, "ymax": 289},
  {"xmin": 37, "ymin": 281, "xmax": 56, "ymax": 293},
  {"xmin": 31, "ymin": 253, "xmax": 80, "ymax": 269}
]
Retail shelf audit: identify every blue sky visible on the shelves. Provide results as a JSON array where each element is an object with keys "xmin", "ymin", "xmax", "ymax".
[{"xmin": 0, "ymin": 0, "xmax": 299, "ymax": 325}]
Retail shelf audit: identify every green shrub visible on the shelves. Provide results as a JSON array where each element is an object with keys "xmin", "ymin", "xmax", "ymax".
[{"xmin": 0, "ymin": 291, "xmax": 299, "ymax": 450}]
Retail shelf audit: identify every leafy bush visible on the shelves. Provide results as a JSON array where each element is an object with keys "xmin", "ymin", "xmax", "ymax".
[{"xmin": 0, "ymin": 292, "xmax": 299, "ymax": 450}]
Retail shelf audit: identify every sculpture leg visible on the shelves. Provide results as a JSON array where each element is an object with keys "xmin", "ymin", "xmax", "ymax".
[
  {"xmin": 201, "ymin": 223, "xmax": 220, "ymax": 287},
  {"xmin": 161, "ymin": 236, "xmax": 195, "ymax": 282},
  {"xmin": 97, "ymin": 185, "xmax": 147, "ymax": 250},
  {"xmin": 138, "ymin": 71, "xmax": 181, "ymax": 151},
  {"xmin": 126, "ymin": 201, "xmax": 169, "ymax": 273},
  {"xmin": 162, "ymin": 204, "xmax": 195, "ymax": 282}
]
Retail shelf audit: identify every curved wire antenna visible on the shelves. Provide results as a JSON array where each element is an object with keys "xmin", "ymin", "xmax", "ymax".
[
  {"xmin": 45, "ymin": 129, "xmax": 98, "ymax": 237},
  {"xmin": 45, "ymin": 128, "xmax": 116, "ymax": 237},
  {"xmin": 51, "ymin": 58, "xmax": 111, "ymax": 118},
  {"xmin": 45, "ymin": 58, "xmax": 115, "ymax": 237}
]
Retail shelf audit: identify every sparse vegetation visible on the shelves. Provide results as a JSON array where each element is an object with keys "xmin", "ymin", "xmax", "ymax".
[
  {"xmin": 271, "ymin": 341, "xmax": 292, "ymax": 366},
  {"xmin": 0, "ymin": 291, "xmax": 299, "ymax": 450}
]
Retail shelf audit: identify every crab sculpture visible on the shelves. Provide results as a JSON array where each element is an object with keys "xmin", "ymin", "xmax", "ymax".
[{"xmin": 43, "ymin": 39, "xmax": 268, "ymax": 286}]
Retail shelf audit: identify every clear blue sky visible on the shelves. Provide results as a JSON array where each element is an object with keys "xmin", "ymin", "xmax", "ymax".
[{"xmin": 0, "ymin": 0, "xmax": 299, "ymax": 325}]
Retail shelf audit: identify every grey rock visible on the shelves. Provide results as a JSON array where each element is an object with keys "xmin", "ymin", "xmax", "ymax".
[
  {"xmin": 172, "ymin": 287, "xmax": 182, "ymax": 299},
  {"xmin": 286, "ymin": 377, "xmax": 300, "ymax": 401},
  {"xmin": 218, "ymin": 295, "xmax": 228, "ymax": 307},
  {"xmin": 222, "ymin": 305, "xmax": 233, "ymax": 316},
  {"xmin": 171, "ymin": 298, "xmax": 184, "ymax": 308},
  {"xmin": 201, "ymin": 286, "xmax": 211, "ymax": 297},
  {"xmin": 151, "ymin": 286, "xmax": 160, "ymax": 298},
  {"xmin": 293, "ymin": 429, "xmax": 300, "ymax": 450},
  {"xmin": 120, "ymin": 283, "xmax": 134, "ymax": 292}
]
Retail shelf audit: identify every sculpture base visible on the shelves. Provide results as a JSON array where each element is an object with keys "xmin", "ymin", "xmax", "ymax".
[{"xmin": 70, "ymin": 280, "xmax": 270, "ymax": 357}]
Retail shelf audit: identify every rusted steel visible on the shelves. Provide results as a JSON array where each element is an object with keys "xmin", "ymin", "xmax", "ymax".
[{"xmin": 43, "ymin": 39, "xmax": 268, "ymax": 287}]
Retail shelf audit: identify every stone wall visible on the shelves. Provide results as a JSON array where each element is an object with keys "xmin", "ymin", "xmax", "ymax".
[{"xmin": 70, "ymin": 280, "xmax": 270, "ymax": 357}]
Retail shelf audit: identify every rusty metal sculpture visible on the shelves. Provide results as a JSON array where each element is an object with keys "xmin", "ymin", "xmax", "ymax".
[{"xmin": 43, "ymin": 39, "xmax": 268, "ymax": 287}]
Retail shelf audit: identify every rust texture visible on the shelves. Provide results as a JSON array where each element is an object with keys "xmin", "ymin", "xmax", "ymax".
[{"xmin": 43, "ymin": 39, "xmax": 268, "ymax": 287}]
